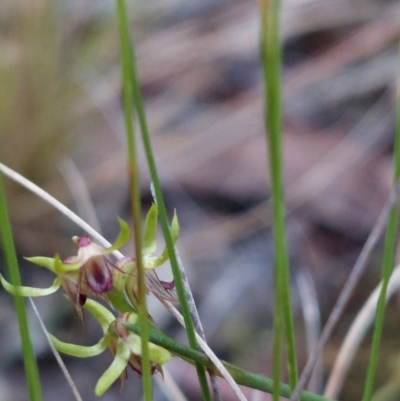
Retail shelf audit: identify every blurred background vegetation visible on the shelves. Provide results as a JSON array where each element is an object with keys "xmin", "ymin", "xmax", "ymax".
[{"xmin": 1, "ymin": 0, "xmax": 400, "ymax": 400}]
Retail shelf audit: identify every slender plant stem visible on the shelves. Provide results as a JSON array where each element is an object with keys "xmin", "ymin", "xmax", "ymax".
[
  {"xmin": 174, "ymin": 249, "xmax": 222, "ymax": 401},
  {"xmin": 126, "ymin": 23, "xmax": 212, "ymax": 401},
  {"xmin": 159, "ymin": 298, "xmax": 248, "ymax": 401},
  {"xmin": 125, "ymin": 323, "xmax": 333, "ymax": 401},
  {"xmin": 259, "ymin": 0, "xmax": 298, "ymax": 396},
  {"xmin": 0, "ymin": 173, "xmax": 43, "ymax": 401},
  {"xmin": 115, "ymin": 2, "xmax": 152, "ymax": 399},
  {"xmin": 362, "ymin": 47, "xmax": 400, "ymax": 401},
  {"xmin": 151, "ymin": 185, "xmax": 221, "ymax": 399},
  {"xmin": 29, "ymin": 298, "xmax": 82, "ymax": 401},
  {"xmin": 0, "ymin": 163, "xmax": 121, "ymax": 256},
  {"xmin": 325, "ymin": 264, "xmax": 400, "ymax": 399},
  {"xmin": 291, "ymin": 183, "xmax": 400, "ymax": 401}
]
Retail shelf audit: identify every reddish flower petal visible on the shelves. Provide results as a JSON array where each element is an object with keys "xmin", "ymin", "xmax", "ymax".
[
  {"xmin": 160, "ymin": 280, "xmax": 175, "ymax": 291},
  {"xmin": 62, "ymin": 278, "xmax": 84, "ymax": 320},
  {"xmin": 84, "ymin": 257, "xmax": 113, "ymax": 293},
  {"xmin": 145, "ymin": 270, "xmax": 176, "ymax": 302},
  {"xmin": 127, "ymin": 354, "xmax": 158, "ymax": 375},
  {"xmin": 79, "ymin": 293, "xmax": 87, "ymax": 306}
]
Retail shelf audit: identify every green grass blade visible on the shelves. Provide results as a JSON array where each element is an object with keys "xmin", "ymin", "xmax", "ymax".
[
  {"xmin": 0, "ymin": 173, "xmax": 43, "ymax": 401},
  {"xmin": 259, "ymin": 0, "xmax": 298, "ymax": 395},
  {"xmin": 125, "ymin": 22, "xmax": 212, "ymax": 401},
  {"xmin": 115, "ymin": 1, "xmax": 152, "ymax": 399},
  {"xmin": 362, "ymin": 48, "xmax": 400, "ymax": 401}
]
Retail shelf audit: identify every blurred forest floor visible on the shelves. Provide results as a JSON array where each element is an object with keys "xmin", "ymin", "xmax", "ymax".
[{"xmin": 1, "ymin": 0, "xmax": 400, "ymax": 400}]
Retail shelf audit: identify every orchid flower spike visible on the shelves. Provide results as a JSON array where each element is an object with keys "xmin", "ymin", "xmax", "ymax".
[
  {"xmin": 110, "ymin": 257, "xmax": 176, "ymax": 312},
  {"xmin": 50, "ymin": 299, "xmax": 171, "ymax": 396},
  {"xmin": 110, "ymin": 204, "xmax": 179, "ymax": 309},
  {"xmin": 0, "ymin": 218, "xmax": 130, "ymax": 319},
  {"xmin": 1, "ymin": 205, "xmax": 180, "ymax": 318}
]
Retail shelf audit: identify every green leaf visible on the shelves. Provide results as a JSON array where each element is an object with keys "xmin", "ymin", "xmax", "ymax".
[
  {"xmin": 104, "ymin": 217, "xmax": 131, "ymax": 254},
  {"xmin": 25, "ymin": 256, "xmax": 57, "ymax": 273},
  {"xmin": 95, "ymin": 339, "xmax": 131, "ymax": 396},
  {"xmin": 143, "ymin": 204, "xmax": 158, "ymax": 256},
  {"xmin": 50, "ymin": 334, "xmax": 109, "ymax": 358},
  {"xmin": 83, "ymin": 299, "xmax": 116, "ymax": 333},
  {"xmin": 0, "ymin": 275, "xmax": 62, "ymax": 297}
]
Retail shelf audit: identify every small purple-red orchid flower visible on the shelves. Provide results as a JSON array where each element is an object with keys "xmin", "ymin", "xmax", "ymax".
[
  {"xmin": 0, "ymin": 218, "xmax": 130, "ymax": 319},
  {"xmin": 68, "ymin": 235, "xmax": 114, "ymax": 294},
  {"xmin": 50, "ymin": 299, "xmax": 170, "ymax": 396},
  {"xmin": 110, "ymin": 257, "xmax": 176, "ymax": 311},
  {"xmin": 1, "ymin": 204, "xmax": 180, "ymax": 318},
  {"xmin": 109, "ymin": 204, "xmax": 179, "ymax": 310}
]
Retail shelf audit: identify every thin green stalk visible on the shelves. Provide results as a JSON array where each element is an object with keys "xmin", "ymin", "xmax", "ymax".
[
  {"xmin": 125, "ymin": 22, "xmax": 212, "ymax": 401},
  {"xmin": 272, "ymin": 304, "xmax": 283, "ymax": 401},
  {"xmin": 125, "ymin": 323, "xmax": 333, "ymax": 401},
  {"xmin": 0, "ymin": 173, "xmax": 43, "ymax": 401},
  {"xmin": 362, "ymin": 47, "xmax": 400, "ymax": 401},
  {"xmin": 115, "ymin": 2, "xmax": 152, "ymax": 400},
  {"xmin": 260, "ymin": 0, "xmax": 298, "ymax": 395}
]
